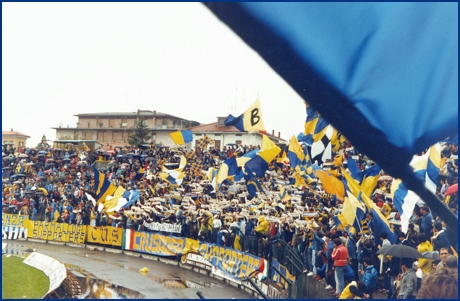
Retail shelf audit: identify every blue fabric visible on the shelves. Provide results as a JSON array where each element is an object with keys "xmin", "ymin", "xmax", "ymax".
[
  {"xmin": 204, "ymin": 2, "xmax": 458, "ymax": 178},
  {"xmin": 362, "ymin": 265, "xmax": 378, "ymax": 293}
]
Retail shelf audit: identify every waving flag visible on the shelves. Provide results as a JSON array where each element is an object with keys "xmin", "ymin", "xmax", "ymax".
[
  {"xmin": 391, "ymin": 143, "xmax": 442, "ymax": 233},
  {"xmin": 196, "ymin": 135, "xmax": 214, "ymax": 150},
  {"xmin": 315, "ymin": 169, "xmax": 345, "ymax": 201},
  {"xmin": 170, "ymin": 130, "xmax": 193, "ymax": 145},
  {"xmin": 104, "ymin": 186, "xmax": 128, "ymax": 214},
  {"xmin": 244, "ymin": 167, "xmax": 265, "ymax": 197},
  {"xmin": 224, "ymin": 98, "xmax": 266, "ymax": 133},
  {"xmin": 92, "ymin": 166, "xmax": 117, "ymax": 205},
  {"xmin": 236, "ymin": 148, "xmax": 258, "ymax": 167},
  {"xmin": 360, "ymin": 191, "xmax": 397, "ymax": 245},
  {"xmin": 244, "ymin": 143, "xmax": 280, "ymax": 177},
  {"xmin": 304, "ymin": 105, "xmax": 329, "ymax": 142},
  {"xmin": 204, "ymin": 2, "xmax": 458, "ymax": 240},
  {"xmin": 288, "ymin": 135, "xmax": 305, "ymax": 169},
  {"xmin": 121, "ymin": 190, "xmax": 141, "ymax": 209},
  {"xmin": 342, "ymin": 190, "xmax": 366, "ymax": 233},
  {"xmin": 160, "ymin": 155, "xmax": 187, "ymax": 186},
  {"xmin": 217, "ymin": 157, "xmax": 239, "ymax": 185}
]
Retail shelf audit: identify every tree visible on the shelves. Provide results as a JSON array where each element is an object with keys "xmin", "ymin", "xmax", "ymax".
[{"xmin": 128, "ymin": 117, "xmax": 150, "ymax": 146}]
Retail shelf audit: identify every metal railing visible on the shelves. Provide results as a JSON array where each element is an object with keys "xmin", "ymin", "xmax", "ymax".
[{"xmin": 271, "ymin": 239, "xmax": 304, "ymax": 299}]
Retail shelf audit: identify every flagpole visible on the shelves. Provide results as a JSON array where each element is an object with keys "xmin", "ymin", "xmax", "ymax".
[{"xmin": 355, "ymin": 215, "xmax": 363, "ymax": 234}]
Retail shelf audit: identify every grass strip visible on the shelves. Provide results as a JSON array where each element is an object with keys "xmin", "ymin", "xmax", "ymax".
[{"xmin": 2, "ymin": 255, "xmax": 50, "ymax": 299}]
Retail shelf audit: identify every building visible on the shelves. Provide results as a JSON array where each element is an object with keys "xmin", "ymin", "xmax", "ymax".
[
  {"xmin": 52, "ymin": 109, "xmax": 192, "ymax": 148},
  {"xmin": 2, "ymin": 129, "xmax": 31, "ymax": 148},
  {"xmin": 188, "ymin": 117, "xmax": 287, "ymax": 150}
]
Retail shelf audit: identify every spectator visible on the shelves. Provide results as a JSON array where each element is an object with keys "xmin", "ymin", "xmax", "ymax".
[
  {"xmin": 419, "ymin": 205, "xmax": 433, "ymax": 239},
  {"xmin": 431, "ymin": 222, "xmax": 451, "ymax": 251},
  {"xmin": 331, "ymin": 237, "xmax": 348, "ymax": 297},
  {"xmin": 444, "ymin": 255, "xmax": 458, "ymax": 278},
  {"xmin": 416, "ymin": 233, "xmax": 433, "ymax": 275},
  {"xmin": 396, "ymin": 258, "xmax": 417, "ymax": 299},
  {"xmin": 338, "ymin": 281, "xmax": 368, "ymax": 299},
  {"xmin": 377, "ymin": 231, "xmax": 391, "ymax": 294},
  {"xmin": 360, "ymin": 257, "xmax": 377, "ymax": 299},
  {"xmin": 416, "ymin": 268, "xmax": 458, "ymax": 299}
]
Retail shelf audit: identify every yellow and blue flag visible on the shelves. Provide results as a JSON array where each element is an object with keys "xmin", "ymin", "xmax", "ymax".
[
  {"xmin": 360, "ymin": 191, "xmax": 397, "ymax": 244},
  {"xmin": 217, "ymin": 157, "xmax": 239, "ymax": 185},
  {"xmin": 236, "ymin": 148, "xmax": 259, "ymax": 167},
  {"xmin": 244, "ymin": 166, "xmax": 265, "ymax": 197},
  {"xmin": 342, "ymin": 190, "xmax": 366, "ymax": 232},
  {"xmin": 304, "ymin": 105, "xmax": 329, "ymax": 142},
  {"xmin": 196, "ymin": 135, "xmax": 214, "ymax": 150},
  {"xmin": 224, "ymin": 98, "xmax": 266, "ymax": 133},
  {"xmin": 160, "ymin": 155, "xmax": 187, "ymax": 186},
  {"xmin": 92, "ymin": 166, "xmax": 117, "ymax": 205},
  {"xmin": 170, "ymin": 130, "xmax": 193, "ymax": 145},
  {"xmin": 391, "ymin": 143, "xmax": 442, "ymax": 233},
  {"xmin": 288, "ymin": 135, "xmax": 305, "ymax": 169},
  {"xmin": 244, "ymin": 142, "xmax": 280, "ymax": 177}
]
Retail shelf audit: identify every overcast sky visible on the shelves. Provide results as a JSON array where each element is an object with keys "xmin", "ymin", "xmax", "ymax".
[{"xmin": 2, "ymin": 2, "xmax": 307, "ymax": 147}]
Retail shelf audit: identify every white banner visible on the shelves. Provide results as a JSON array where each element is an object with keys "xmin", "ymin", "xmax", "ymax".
[
  {"xmin": 2, "ymin": 226, "xmax": 27, "ymax": 240},
  {"xmin": 23, "ymin": 252, "xmax": 67, "ymax": 295},
  {"xmin": 143, "ymin": 221, "xmax": 181, "ymax": 233}
]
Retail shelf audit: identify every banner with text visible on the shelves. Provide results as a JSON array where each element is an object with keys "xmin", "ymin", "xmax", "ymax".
[
  {"xmin": 142, "ymin": 221, "xmax": 181, "ymax": 233},
  {"xmin": 86, "ymin": 226, "xmax": 123, "ymax": 247},
  {"xmin": 28, "ymin": 221, "xmax": 86, "ymax": 244},
  {"xmin": 2, "ymin": 214, "xmax": 29, "ymax": 239},
  {"xmin": 193, "ymin": 241, "xmax": 268, "ymax": 281},
  {"xmin": 122, "ymin": 229, "xmax": 268, "ymax": 281},
  {"xmin": 123, "ymin": 229, "xmax": 188, "ymax": 256}
]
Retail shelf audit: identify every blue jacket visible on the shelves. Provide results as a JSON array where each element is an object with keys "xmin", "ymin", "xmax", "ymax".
[
  {"xmin": 362, "ymin": 265, "xmax": 378, "ymax": 293},
  {"xmin": 421, "ymin": 213, "xmax": 432, "ymax": 236}
]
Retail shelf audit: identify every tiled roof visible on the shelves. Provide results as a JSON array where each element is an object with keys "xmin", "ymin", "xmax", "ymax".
[
  {"xmin": 2, "ymin": 131, "xmax": 31, "ymax": 138},
  {"xmin": 189, "ymin": 122, "xmax": 241, "ymax": 133},
  {"xmin": 189, "ymin": 122, "xmax": 287, "ymax": 142}
]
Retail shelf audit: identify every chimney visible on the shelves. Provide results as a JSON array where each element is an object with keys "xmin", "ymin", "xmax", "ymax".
[
  {"xmin": 137, "ymin": 109, "xmax": 140, "ymax": 116},
  {"xmin": 278, "ymin": 132, "xmax": 280, "ymax": 138},
  {"xmin": 272, "ymin": 129, "xmax": 274, "ymax": 135}
]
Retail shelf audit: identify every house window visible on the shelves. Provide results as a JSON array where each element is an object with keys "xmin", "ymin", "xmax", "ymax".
[
  {"xmin": 235, "ymin": 134, "xmax": 243, "ymax": 136},
  {"xmin": 196, "ymin": 134, "xmax": 202, "ymax": 136},
  {"xmin": 214, "ymin": 134, "xmax": 221, "ymax": 136}
]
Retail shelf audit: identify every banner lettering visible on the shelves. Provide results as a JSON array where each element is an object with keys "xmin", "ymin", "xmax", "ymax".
[
  {"xmin": 143, "ymin": 221, "xmax": 181, "ymax": 233},
  {"xmin": 2, "ymin": 214, "xmax": 28, "ymax": 227},
  {"xmin": 2, "ymin": 226, "xmax": 27, "ymax": 239},
  {"xmin": 129, "ymin": 231, "xmax": 187, "ymax": 256},
  {"xmin": 86, "ymin": 226, "xmax": 123, "ymax": 246},
  {"xmin": 28, "ymin": 221, "xmax": 86, "ymax": 244}
]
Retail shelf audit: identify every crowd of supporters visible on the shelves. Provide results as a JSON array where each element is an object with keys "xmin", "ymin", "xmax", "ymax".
[{"xmin": 2, "ymin": 136, "xmax": 458, "ymax": 299}]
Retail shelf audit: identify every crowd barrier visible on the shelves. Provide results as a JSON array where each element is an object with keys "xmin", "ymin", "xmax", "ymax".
[{"xmin": 2, "ymin": 213, "xmax": 298, "ymax": 298}]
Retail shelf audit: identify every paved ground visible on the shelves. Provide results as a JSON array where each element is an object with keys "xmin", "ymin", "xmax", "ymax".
[{"xmin": 2, "ymin": 239, "xmax": 256, "ymax": 299}]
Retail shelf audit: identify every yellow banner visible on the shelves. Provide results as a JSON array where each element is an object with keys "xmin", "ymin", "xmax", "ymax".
[
  {"xmin": 130, "ymin": 231, "xmax": 188, "ymax": 256},
  {"xmin": 86, "ymin": 226, "xmax": 123, "ymax": 247},
  {"xmin": 28, "ymin": 221, "xmax": 87, "ymax": 244},
  {"xmin": 2, "ymin": 214, "xmax": 29, "ymax": 228}
]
